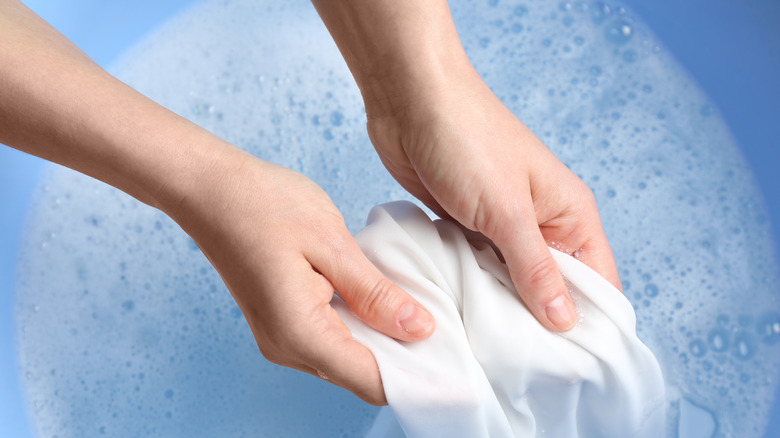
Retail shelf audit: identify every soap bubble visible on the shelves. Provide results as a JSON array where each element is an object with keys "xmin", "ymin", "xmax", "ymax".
[
  {"xmin": 757, "ymin": 311, "xmax": 780, "ymax": 344},
  {"xmin": 14, "ymin": 1, "xmax": 780, "ymax": 437},
  {"xmin": 591, "ymin": 2, "xmax": 612, "ymax": 24},
  {"xmin": 645, "ymin": 283, "xmax": 659, "ymax": 298},
  {"xmin": 732, "ymin": 332, "xmax": 757, "ymax": 361},
  {"xmin": 604, "ymin": 19, "xmax": 633, "ymax": 45},
  {"xmin": 708, "ymin": 328, "xmax": 730, "ymax": 352},
  {"xmin": 689, "ymin": 340, "xmax": 707, "ymax": 358}
]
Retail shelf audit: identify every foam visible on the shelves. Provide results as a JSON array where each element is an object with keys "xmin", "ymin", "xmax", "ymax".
[{"xmin": 14, "ymin": 0, "xmax": 780, "ymax": 437}]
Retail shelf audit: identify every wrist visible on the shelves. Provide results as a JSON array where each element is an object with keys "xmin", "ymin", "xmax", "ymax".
[
  {"xmin": 86, "ymin": 95, "xmax": 243, "ymax": 220},
  {"xmin": 312, "ymin": 0, "xmax": 477, "ymax": 119},
  {"xmin": 148, "ymin": 134, "xmax": 254, "ymax": 227},
  {"xmin": 359, "ymin": 49, "xmax": 478, "ymax": 120}
]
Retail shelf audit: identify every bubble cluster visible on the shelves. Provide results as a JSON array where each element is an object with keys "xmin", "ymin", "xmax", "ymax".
[{"xmin": 14, "ymin": 0, "xmax": 780, "ymax": 437}]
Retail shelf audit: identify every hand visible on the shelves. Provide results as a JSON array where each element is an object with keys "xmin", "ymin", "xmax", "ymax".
[
  {"xmin": 0, "ymin": 0, "xmax": 435, "ymax": 404},
  {"xmin": 366, "ymin": 71, "xmax": 622, "ymax": 331},
  {"xmin": 166, "ymin": 149, "xmax": 435, "ymax": 405},
  {"xmin": 313, "ymin": 0, "xmax": 620, "ymax": 332}
]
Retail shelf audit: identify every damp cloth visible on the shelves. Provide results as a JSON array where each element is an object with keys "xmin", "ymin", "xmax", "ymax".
[{"xmin": 332, "ymin": 201, "xmax": 666, "ymax": 437}]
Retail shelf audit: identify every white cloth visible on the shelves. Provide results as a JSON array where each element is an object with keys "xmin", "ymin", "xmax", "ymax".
[{"xmin": 333, "ymin": 202, "xmax": 666, "ymax": 437}]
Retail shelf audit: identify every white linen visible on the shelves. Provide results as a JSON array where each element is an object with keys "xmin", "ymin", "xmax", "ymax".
[{"xmin": 333, "ymin": 201, "xmax": 666, "ymax": 437}]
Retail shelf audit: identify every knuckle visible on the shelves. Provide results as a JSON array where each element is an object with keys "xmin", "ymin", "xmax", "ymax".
[
  {"xmin": 577, "ymin": 183, "xmax": 595, "ymax": 204},
  {"xmin": 581, "ymin": 186, "xmax": 599, "ymax": 211},
  {"xmin": 353, "ymin": 277, "xmax": 396, "ymax": 321},
  {"xmin": 363, "ymin": 392, "xmax": 388, "ymax": 407},
  {"xmin": 257, "ymin": 341, "xmax": 285, "ymax": 365},
  {"xmin": 571, "ymin": 179, "xmax": 598, "ymax": 211},
  {"xmin": 322, "ymin": 232, "xmax": 356, "ymax": 273},
  {"xmin": 524, "ymin": 255, "xmax": 560, "ymax": 293},
  {"xmin": 329, "ymin": 235, "xmax": 354, "ymax": 264},
  {"xmin": 256, "ymin": 331, "xmax": 300, "ymax": 367},
  {"xmin": 474, "ymin": 194, "xmax": 520, "ymax": 241}
]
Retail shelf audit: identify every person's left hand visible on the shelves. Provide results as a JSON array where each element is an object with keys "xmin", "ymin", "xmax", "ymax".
[{"xmin": 365, "ymin": 70, "xmax": 622, "ymax": 332}]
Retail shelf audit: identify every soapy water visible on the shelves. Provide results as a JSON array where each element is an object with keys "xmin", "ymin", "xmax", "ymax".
[{"xmin": 14, "ymin": 0, "xmax": 779, "ymax": 437}]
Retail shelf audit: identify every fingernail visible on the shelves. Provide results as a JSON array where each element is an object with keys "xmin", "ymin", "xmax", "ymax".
[
  {"xmin": 398, "ymin": 303, "xmax": 434, "ymax": 336},
  {"xmin": 545, "ymin": 295, "xmax": 576, "ymax": 331}
]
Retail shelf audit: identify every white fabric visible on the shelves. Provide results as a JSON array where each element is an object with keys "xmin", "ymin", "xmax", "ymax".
[{"xmin": 333, "ymin": 202, "xmax": 666, "ymax": 438}]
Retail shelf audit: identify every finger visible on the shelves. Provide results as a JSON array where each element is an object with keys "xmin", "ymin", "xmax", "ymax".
[
  {"xmin": 308, "ymin": 231, "xmax": 436, "ymax": 342},
  {"xmin": 548, "ymin": 192, "xmax": 622, "ymax": 292},
  {"xmin": 292, "ymin": 304, "xmax": 389, "ymax": 405},
  {"xmin": 576, "ymin": 223, "xmax": 622, "ymax": 292},
  {"xmin": 487, "ymin": 198, "xmax": 577, "ymax": 332},
  {"xmin": 254, "ymin": 262, "xmax": 387, "ymax": 405},
  {"xmin": 307, "ymin": 304, "xmax": 388, "ymax": 405}
]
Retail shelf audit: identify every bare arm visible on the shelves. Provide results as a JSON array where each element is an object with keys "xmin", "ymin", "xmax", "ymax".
[
  {"xmin": 313, "ymin": 0, "xmax": 621, "ymax": 331},
  {"xmin": 0, "ymin": 0, "xmax": 219, "ymax": 210},
  {"xmin": 0, "ymin": 0, "xmax": 436, "ymax": 405}
]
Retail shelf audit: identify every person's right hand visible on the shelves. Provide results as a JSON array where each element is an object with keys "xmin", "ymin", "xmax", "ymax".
[
  {"xmin": 165, "ymin": 148, "xmax": 435, "ymax": 405},
  {"xmin": 1, "ymin": 0, "xmax": 435, "ymax": 405}
]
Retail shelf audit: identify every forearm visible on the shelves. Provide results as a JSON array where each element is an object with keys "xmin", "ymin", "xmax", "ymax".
[
  {"xmin": 0, "ymin": 0, "xmax": 239, "ymax": 213},
  {"xmin": 311, "ymin": 0, "xmax": 480, "ymax": 118}
]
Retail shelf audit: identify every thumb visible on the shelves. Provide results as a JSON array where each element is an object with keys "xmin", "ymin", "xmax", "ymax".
[
  {"xmin": 486, "ymin": 204, "xmax": 577, "ymax": 332},
  {"xmin": 310, "ymin": 234, "xmax": 436, "ymax": 342}
]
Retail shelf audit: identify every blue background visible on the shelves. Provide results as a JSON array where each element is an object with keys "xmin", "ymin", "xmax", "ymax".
[{"xmin": 1, "ymin": 0, "xmax": 778, "ymax": 436}]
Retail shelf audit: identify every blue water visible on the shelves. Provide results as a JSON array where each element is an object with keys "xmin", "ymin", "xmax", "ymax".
[
  {"xmin": 1, "ymin": 2, "xmax": 196, "ymax": 436},
  {"xmin": 2, "ymin": 0, "xmax": 779, "ymax": 437}
]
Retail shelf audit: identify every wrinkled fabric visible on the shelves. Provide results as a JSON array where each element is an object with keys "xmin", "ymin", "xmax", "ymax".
[{"xmin": 333, "ymin": 202, "xmax": 666, "ymax": 437}]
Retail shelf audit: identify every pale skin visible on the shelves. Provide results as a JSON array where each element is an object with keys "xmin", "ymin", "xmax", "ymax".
[{"xmin": 0, "ymin": 0, "xmax": 620, "ymax": 406}]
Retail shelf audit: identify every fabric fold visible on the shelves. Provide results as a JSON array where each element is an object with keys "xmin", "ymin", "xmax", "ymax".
[{"xmin": 333, "ymin": 201, "xmax": 665, "ymax": 437}]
